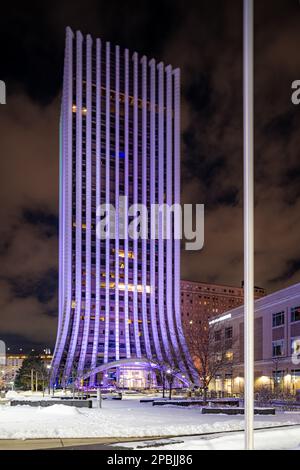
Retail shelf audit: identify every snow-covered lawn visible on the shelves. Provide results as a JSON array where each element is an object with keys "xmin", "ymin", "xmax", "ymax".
[
  {"xmin": 118, "ymin": 427, "xmax": 300, "ymax": 450},
  {"xmin": 1, "ymin": 395, "xmax": 300, "ymax": 441}
]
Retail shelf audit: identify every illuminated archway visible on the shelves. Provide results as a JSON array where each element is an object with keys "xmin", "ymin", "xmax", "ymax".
[
  {"xmin": 78, "ymin": 358, "xmax": 190, "ymax": 387},
  {"xmin": 79, "ymin": 358, "xmax": 154, "ymax": 382}
]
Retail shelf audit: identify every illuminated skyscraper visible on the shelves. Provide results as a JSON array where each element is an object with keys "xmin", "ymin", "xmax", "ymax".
[{"xmin": 51, "ymin": 27, "xmax": 195, "ymax": 387}]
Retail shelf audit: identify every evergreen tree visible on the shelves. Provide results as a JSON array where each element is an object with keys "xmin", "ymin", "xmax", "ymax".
[{"xmin": 14, "ymin": 355, "xmax": 48, "ymax": 391}]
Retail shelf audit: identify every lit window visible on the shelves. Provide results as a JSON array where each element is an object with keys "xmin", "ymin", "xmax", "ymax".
[
  {"xmin": 273, "ymin": 370, "xmax": 284, "ymax": 384},
  {"xmin": 72, "ymin": 105, "xmax": 87, "ymax": 115},
  {"xmin": 226, "ymin": 351, "xmax": 233, "ymax": 361},
  {"xmin": 72, "ymin": 222, "xmax": 87, "ymax": 229},
  {"xmin": 119, "ymin": 284, "xmax": 151, "ymax": 294},
  {"xmin": 292, "ymin": 369, "xmax": 300, "ymax": 381},
  {"xmin": 113, "ymin": 249, "xmax": 135, "ymax": 259},
  {"xmin": 100, "ymin": 283, "xmax": 151, "ymax": 294}
]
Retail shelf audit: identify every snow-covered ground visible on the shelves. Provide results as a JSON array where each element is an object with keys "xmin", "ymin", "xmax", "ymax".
[
  {"xmin": 1, "ymin": 394, "xmax": 300, "ymax": 441},
  {"xmin": 3, "ymin": 390, "xmax": 75, "ymax": 401},
  {"xmin": 118, "ymin": 427, "xmax": 300, "ymax": 450}
]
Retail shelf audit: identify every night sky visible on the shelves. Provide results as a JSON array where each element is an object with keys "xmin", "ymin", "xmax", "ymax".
[{"xmin": 1, "ymin": 0, "xmax": 300, "ymax": 351}]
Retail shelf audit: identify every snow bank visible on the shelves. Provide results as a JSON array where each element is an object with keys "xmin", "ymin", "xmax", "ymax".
[
  {"xmin": 0, "ymin": 398, "xmax": 299, "ymax": 440},
  {"xmin": 137, "ymin": 426, "xmax": 300, "ymax": 450},
  {"xmin": 5, "ymin": 391, "xmax": 53, "ymax": 401},
  {"xmin": 5, "ymin": 391, "xmax": 21, "ymax": 399},
  {"xmin": 5, "ymin": 390, "xmax": 74, "ymax": 401},
  {"xmin": 37, "ymin": 405, "xmax": 82, "ymax": 416}
]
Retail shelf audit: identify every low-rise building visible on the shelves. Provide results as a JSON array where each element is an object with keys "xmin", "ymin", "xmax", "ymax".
[
  {"xmin": 181, "ymin": 280, "xmax": 265, "ymax": 376},
  {"xmin": 181, "ymin": 280, "xmax": 265, "ymax": 323},
  {"xmin": 210, "ymin": 283, "xmax": 300, "ymax": 396},
  {"xmin": 0, "ymin": 353, "xmax": 52, "ymax": 390}
]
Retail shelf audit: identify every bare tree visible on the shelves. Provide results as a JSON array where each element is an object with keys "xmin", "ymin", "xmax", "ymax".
[
  {"xmin": 165, "ymin": 366, "xmax": 181, "ymax": 399},
  {"xmin": 152, "ymin": 359, "xmax": 180, "ymax": 399},
  {"xmin": 153, "ymin": 359, "xmax": 168, "ymax": 398},
  {"xmin": 185, "ymin": 314, "xmax": 238, "ymax": 404},
  {"xmin": 55, "ymin": 360, "xmax": 81, "ymax": 397}
]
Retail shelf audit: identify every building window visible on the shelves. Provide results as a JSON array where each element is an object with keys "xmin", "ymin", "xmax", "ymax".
[
  {"xmin": 273, "ymin": 370, "xmax": 284, "ymax": 385},
  {"xmin": 291, "ymin": 307, "xmax": 300, "ymax": 323},
  {"xmin": 272, "ymin": 340, "xmax": 284, "ymax": 357},
  {"xmin": 291, "ymin": 369, "xmax": 300, "ymax": 381},
  {"xmin": 226, "ymin": 351, "xmax": 233, "ymax": 361},
  {"xmin": 214, "ymin": 330, "xmax": 221, "ymax": 342},
  {"xmin": 225, "ymin": 327, "xmax": 233, "ymax": 340},
  {"xmin": 272, "ymin": 312, "xmax": 285, "ymax": 328}
]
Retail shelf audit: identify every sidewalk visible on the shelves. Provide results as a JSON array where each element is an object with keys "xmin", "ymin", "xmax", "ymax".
[{"xmin": 0, "ymin": 436, "xmax": 159, "ymax": 450}]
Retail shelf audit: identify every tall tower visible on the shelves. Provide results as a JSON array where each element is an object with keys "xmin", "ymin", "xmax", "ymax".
[{"xmin": 51, "ymin": 27, "xmax": 196, "ymax": 387}]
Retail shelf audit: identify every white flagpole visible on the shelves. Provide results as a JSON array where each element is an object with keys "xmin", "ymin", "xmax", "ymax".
[{"xmin": 243, "ymin": 0, "xmax": 254, "ymax": 451}]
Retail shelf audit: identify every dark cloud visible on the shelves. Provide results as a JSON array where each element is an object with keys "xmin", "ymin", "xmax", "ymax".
[
  {"xmin": 1, "ymin": 0, "xmax": 300, "ymax": 350},
  {"xmin": 9, "ymin": 268, "xmax": 58, "ymax": 304},
  {"xmin": 172, "ymin": 0, "xmax": 300, "ymax": 294},
  {"xmin": 0, "ymin": 93, "xmax": 59, "ymax": 349}
]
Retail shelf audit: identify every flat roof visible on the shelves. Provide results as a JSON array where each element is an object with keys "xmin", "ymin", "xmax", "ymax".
[{"xmin": 219, "ymin": 282, "xmax": 300, "ymax": 320}]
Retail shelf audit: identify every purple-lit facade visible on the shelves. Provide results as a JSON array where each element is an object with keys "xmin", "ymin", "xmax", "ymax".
[{"xmin": 51, "ymin": 27, "xmax": 195, "ymax": 387}]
